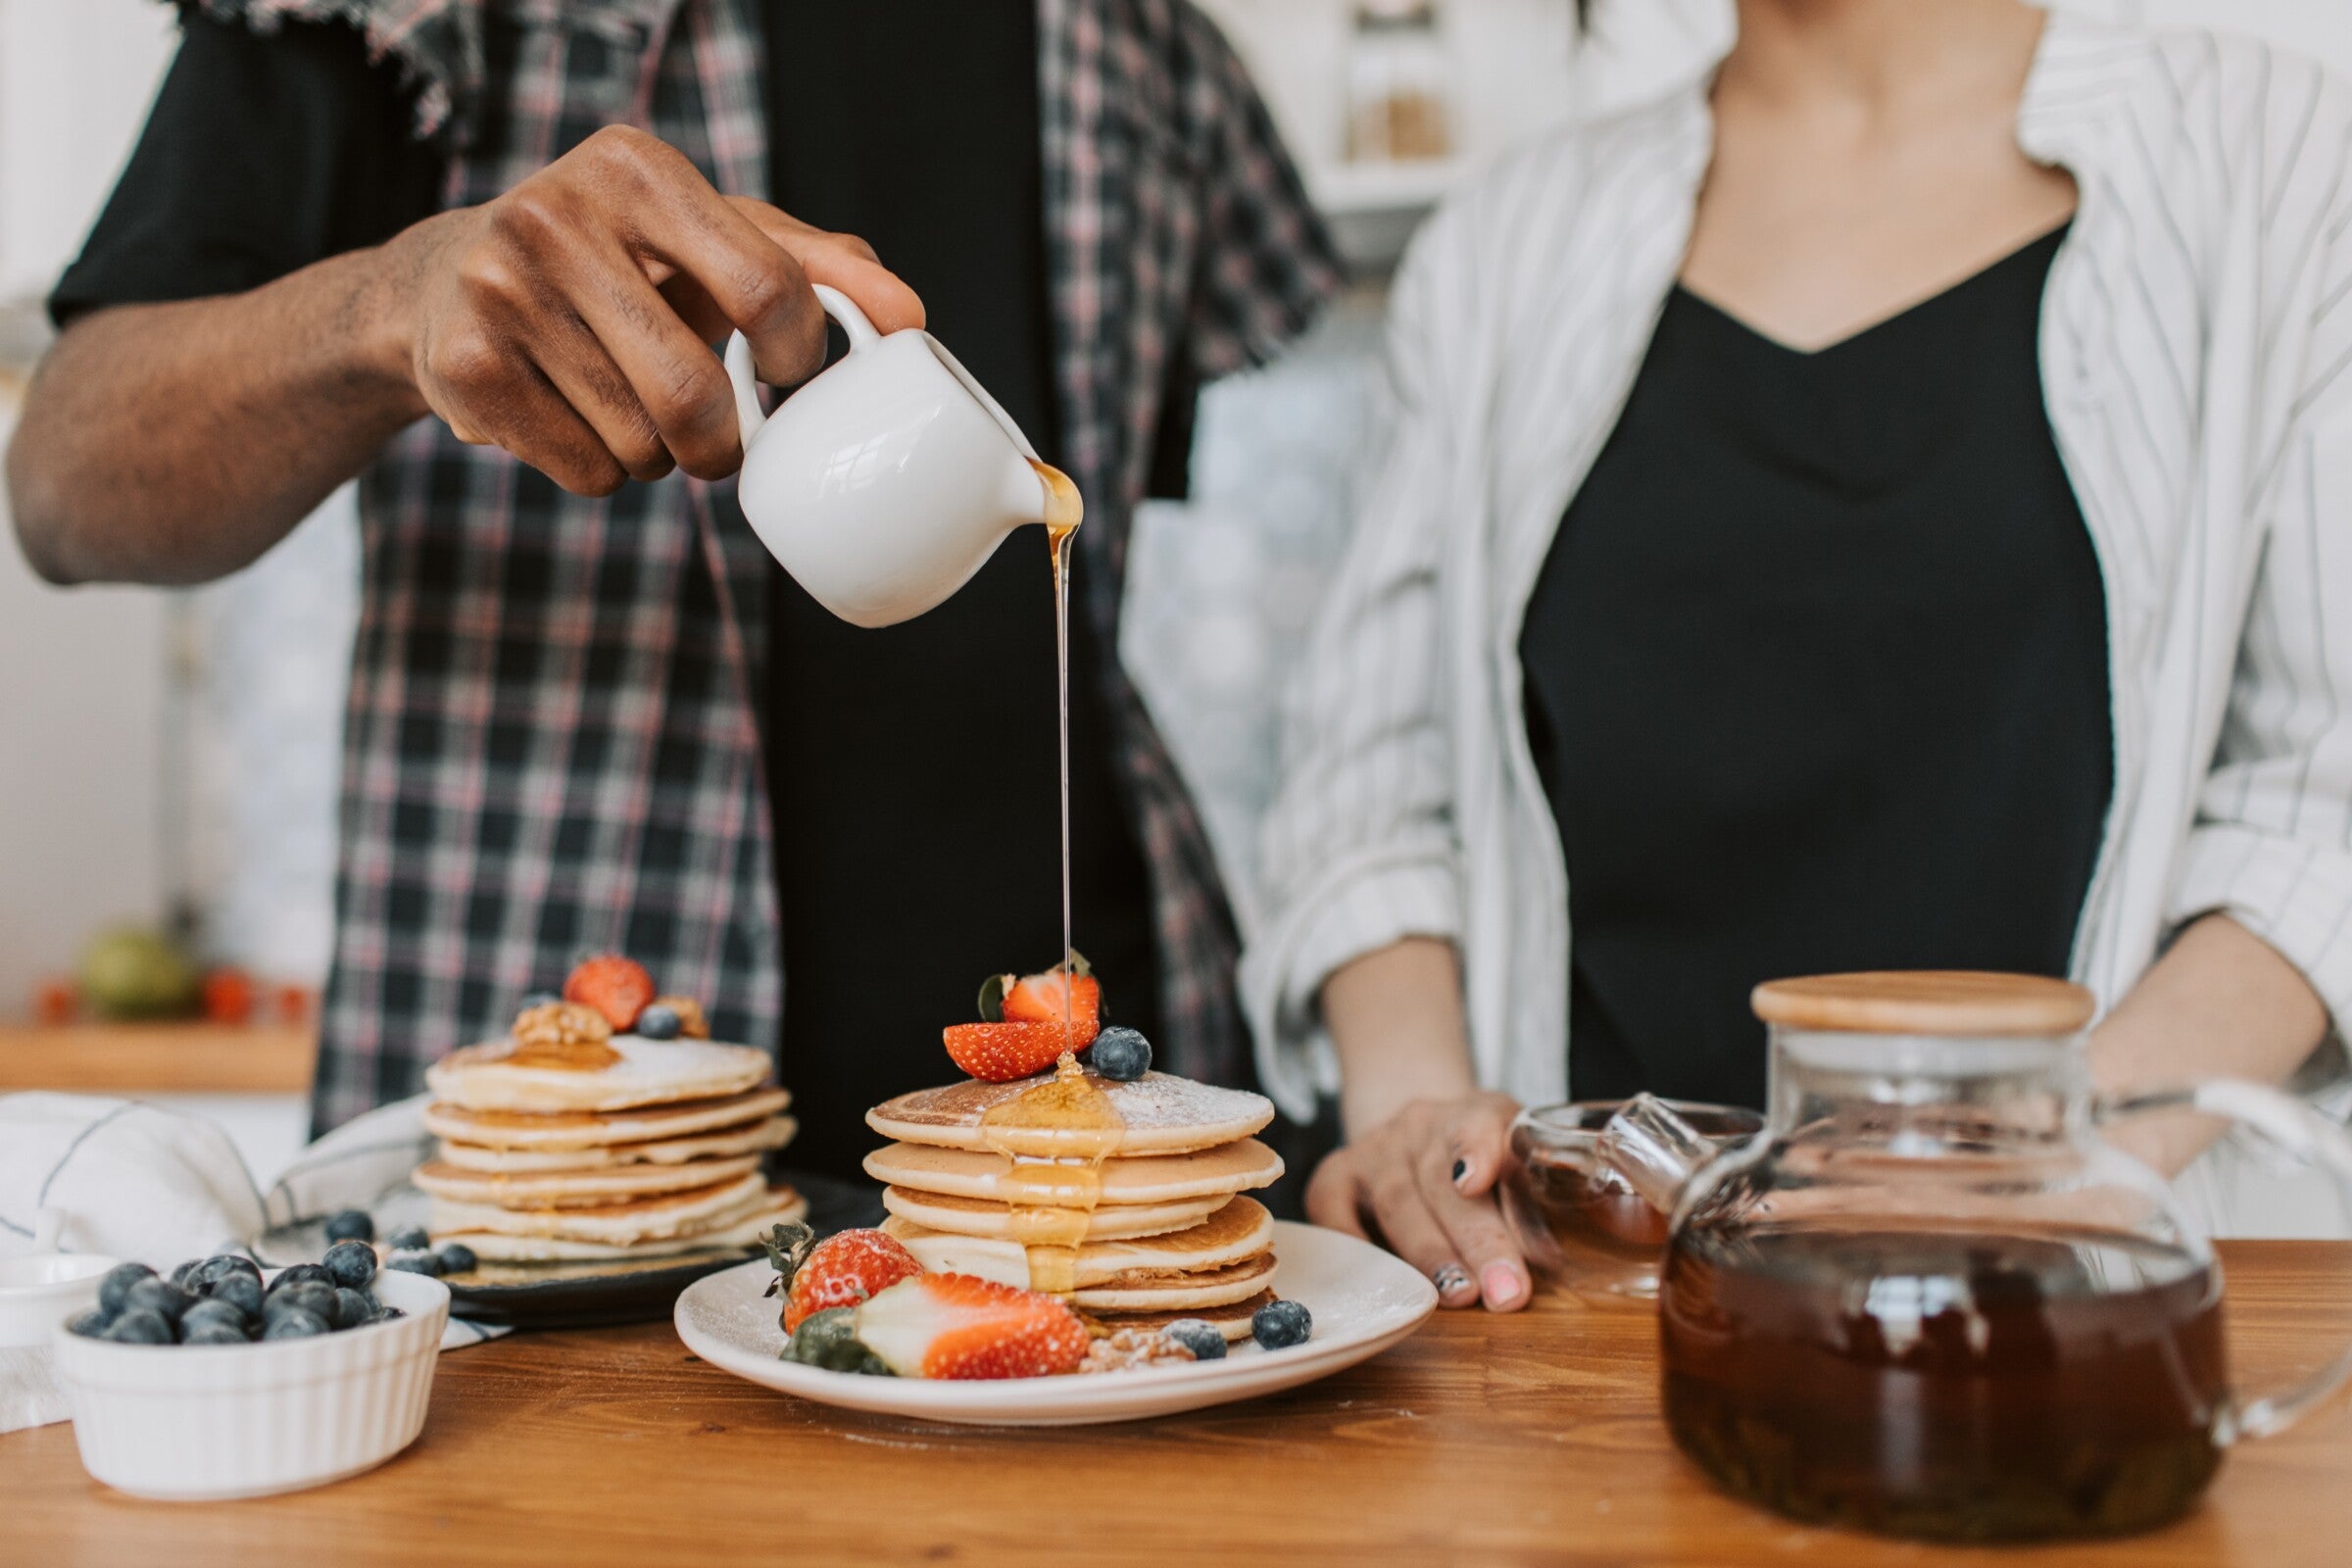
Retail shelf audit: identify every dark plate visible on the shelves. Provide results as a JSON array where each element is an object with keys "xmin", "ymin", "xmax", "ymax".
[{"xmin": 254, "ymin": 1173, "xmax": 884, "ymax": 1330}]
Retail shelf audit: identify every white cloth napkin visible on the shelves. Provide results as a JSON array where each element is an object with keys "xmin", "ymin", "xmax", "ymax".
[{"xmin": 1, "ymin": 1092, "xmax": 504, "ymax": 1433}]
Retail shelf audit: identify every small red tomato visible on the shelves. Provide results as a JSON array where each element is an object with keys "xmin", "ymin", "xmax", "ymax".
[
  {"xmin": 202, "ymin": 968, "xmax": 256, "ymax": 1025},
  {"xmin": 34, "ymin": 977, "xmax": 78, "ymax": 1025}
]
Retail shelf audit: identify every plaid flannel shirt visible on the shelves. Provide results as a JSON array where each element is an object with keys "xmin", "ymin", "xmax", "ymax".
[{"xmin": 191, "ymin": 0, "xmax": 1338, "ymax": 1131}]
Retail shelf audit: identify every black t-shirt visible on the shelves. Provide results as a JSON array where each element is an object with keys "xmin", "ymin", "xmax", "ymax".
[
  {"xmin": 1517, "ymin": 225, "xmax": 2111, "ymax": 1110},
  {"xmin": 55, "ymin": 6, "xmax": 1164, "ymax": 1182}
]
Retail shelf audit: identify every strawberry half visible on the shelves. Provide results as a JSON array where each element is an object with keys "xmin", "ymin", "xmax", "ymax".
[
  {"xmin": 854, "ymin": 1273, "xmax": 1091, "ymax": 1380},
  {"xmin": 992, "ymin": 959, "xmax": 1101, "ymax": 1048},
  {"xmin": 944, "ymin": 1020, "xmax": 1073, "ymax": 1083},
  {"xmin": 564, "ymin": 954, "xmax": 656, "ymax": 1031},
  {"xmin": 763, "ymin": 1223, "xmax": 923, "ymax": 1333}
]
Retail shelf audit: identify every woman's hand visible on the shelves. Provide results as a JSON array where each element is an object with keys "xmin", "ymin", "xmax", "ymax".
[{"xmin": 1306, "ymin": 1091, "xmax": 1531, "ymax": 1311}]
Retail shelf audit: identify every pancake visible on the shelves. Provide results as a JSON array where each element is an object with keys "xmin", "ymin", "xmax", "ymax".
[
  {"xmin": 1069, "ymin": 1254, "xmax": 1278, "ymax": 1312},
  {"xmin": 862, "ymin": 1137, "xmax": 1282, "ymax": 1205},
  {"xmin": 412, "ymin": 1153, "xmax": 761, "ymax": 1207},
  {"xmin": 881, "ymin": 1185, "xmax": 1223, "ymax": 1242},
  {"xmin": 434, "ymin": 1115, "xmax": 796, "ymax": 1173},
  {"xmin": 423, "ymin": 1087, "xmax": 790, "ymax": 1151},
  {"xmin": 1087, "ymin": 1287, "xmax": 1280, "ymax": 1341},
  {"xmin": 880, "ymin": 1195, "xmax": 1274, "ymax": 1291},
  {"xmin": 867, "ymin": 1071, "xmax": 1274, "ymax": 1157},
  {"xmin": 445, "ymin": 1188, "xmax": 808, "ymax": 1262},
  {"xmin": 426, "ymin": 1171, "xmax": 772, "ymax": 1244},
  {"xmin": 425, "ymin": 1036, "xmax": 773, "ymax": 1113}
]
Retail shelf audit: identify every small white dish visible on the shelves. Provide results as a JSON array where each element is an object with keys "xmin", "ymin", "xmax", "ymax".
[
  {"xmin": 50, "ymin": 1266, "xmax": 450, "ymax": 1500},
  {"xmin": 0, "ymin": 1253, "xmax": 117, "ymax": 1348},
  {"xmin": 674, "ymin": 1219, "xmax": 1438, "ymax": 1427}
]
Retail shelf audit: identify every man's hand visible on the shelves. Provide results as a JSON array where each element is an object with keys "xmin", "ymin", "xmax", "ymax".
[{"xmin": 380, "ymin": 124, "xmax": 924, "ymax": 495}]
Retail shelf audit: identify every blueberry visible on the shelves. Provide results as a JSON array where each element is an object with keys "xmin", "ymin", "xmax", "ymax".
[
  {"xmin": 332, "ymin": 1288, "xmax": 379, "ymax": 1330},
  {"xmin": 262, "ymin": 1306, "xmax": 330, "ymax": 1340},
  {"xmin": 1162, "ymin": 1318, "xmax": 1227, "ymax": 1360},
  {"xmin": 268, "ymin": 1281, "xmax": 340, "ymax": 1326},
  {"xmin": 102, "ymin": 1308, "xmax": 173, "ymax": 1345},
  {"xmin": 434, "ymin": 1242, "xmax": 477, "ymax": 1275},
  {"xmin": 97, "ymin": 1262, "xmax": 155, "ymax": 1317},
  {"xmin": 122, "ymin": 1276, "xmax": 195, "ymax": 1324},
  {"xmin": 1089, "ymin": 1026, "xmax": 1152, "ymax": 1082},
  {"xmin": 180, "ymin": 1298, "xmax": 245, "ymax": 1333},
  {"xmin": 385, "ymin": 1225, "xmax": 431, "ymax": 1253},
  {"xmin": 182, "ymin": 1320, "xmax": 251, "ymax": 1346},
  {"xmin": 321, "ymin": 1239, "xmax": 378, "ymax": 1290},
  {"xmin": 188, "ymin": 1254, "xmax": 262, "ymax": 1297},
  {"xmin": 387, "ymin": 1248, "xmax": 444, "ymax": 1277},
  {"xmin": 518, "ymin": 989, "xmax": 562, "ymax": 1012},
  {"xmin": 268, "ymin": 1262, "xmax": 335, "ymax": 1296},
  {"xmin": 210, "ymin": 1271, "xmax": 265, "ymax": 1321},
  {"xmin": 1250, "ymin": 1298, "xmax": 1312, "ymax": 1350},
  {"xmin": 66, "ymin": 1309, "xmax": 110, "ymax": 1338},
  {"xmin": 169, "ymin": 1258, "xmax": 203, "ymax": 1289},
  {"xmin": 323, "ymin": 1208, "xmax": 375, "ymax": 1245},
  {"xmin": 635, "ymin": 1003, "xmax": 682, "ymax": 1040}
]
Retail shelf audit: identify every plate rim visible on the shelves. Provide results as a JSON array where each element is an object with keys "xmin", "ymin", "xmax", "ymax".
[{"xmin": 672, "ymin": 1219, "xmax": 1439, "ymax": 1418}]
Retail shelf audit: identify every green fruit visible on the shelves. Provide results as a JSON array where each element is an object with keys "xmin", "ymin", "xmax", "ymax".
[
  {"xmin": 783, "ymin": 1306, "xmax": 893, "ymax": 1376},
  {"xmin": 78, "ymin": 926, "xmax": 201, "ymax": 1019}
]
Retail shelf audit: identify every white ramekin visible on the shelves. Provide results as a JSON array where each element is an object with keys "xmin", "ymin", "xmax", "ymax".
[
  {"xmin": 0, "ymin": 1252, "xmax": 117, "ymax": 1348},
  {"xmin": 50, "ymin": 1266, "xmax": 451, "ymax": 1500}
]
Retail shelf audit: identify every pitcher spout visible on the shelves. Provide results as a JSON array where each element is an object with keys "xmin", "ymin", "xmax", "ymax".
[
  {"xmin": 1600, "ymin": 1093, "xmax": 1716, "ymax": 1214},
  {"xmin": 1000, "ymin": 452, "xmax": 1053, "ymax": 526}
]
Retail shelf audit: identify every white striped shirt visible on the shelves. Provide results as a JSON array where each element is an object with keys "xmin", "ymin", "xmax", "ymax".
[{"xmin": 1240, "ymin": 14, "xmax": 2352, "ymax": 1134}]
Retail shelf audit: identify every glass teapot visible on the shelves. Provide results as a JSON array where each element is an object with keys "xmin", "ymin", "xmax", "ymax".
[{"xmin": 1602, "ymin": 971, "xmax": 2352, "ymax": 1544}]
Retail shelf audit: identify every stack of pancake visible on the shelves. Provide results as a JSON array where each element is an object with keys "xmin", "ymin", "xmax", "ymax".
[
  {"xmin": 864, "ymin": 1070, "xmax": 1285, "ymax": 1341},
  {"xmin": 416, "ymin": 1034, "xmax": 806, "ymax": 1262}
]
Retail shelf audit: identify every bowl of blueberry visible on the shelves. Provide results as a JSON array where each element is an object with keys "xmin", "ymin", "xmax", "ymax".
[{"xmin": 48, "ymin": 1216, "xmax": 451, "ymax": 1500}]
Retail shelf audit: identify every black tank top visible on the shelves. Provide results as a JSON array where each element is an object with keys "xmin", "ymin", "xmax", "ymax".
[
  {"xmin": 761, "ymin": 2, "xmax": 1162, "ymax": 1181},
  {"xmin": 1516, "ymin": 225, "xmax": 2110, "ymax": 1110}
]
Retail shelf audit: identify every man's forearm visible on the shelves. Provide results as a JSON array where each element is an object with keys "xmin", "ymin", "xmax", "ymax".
[{"xmin": 8, "ymin": 240, "xmax": 427, "ymax": 587}]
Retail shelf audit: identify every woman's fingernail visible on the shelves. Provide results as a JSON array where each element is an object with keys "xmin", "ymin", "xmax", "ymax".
[
  {"xmin": 1482, "ymin": 1263, "xmax": 1526, "ymax": 1309},
  {"xmin": 1450, "ymin": 1156, "xmax": 1470, "ymax": 1186},
  {"xmin": 1433, "ymin": 1263, "xmax": 1474, "ymax": 1298}
]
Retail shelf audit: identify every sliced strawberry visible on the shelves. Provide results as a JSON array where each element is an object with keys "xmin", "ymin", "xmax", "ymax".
[
  {"xmin": 996, "ymin": 960, "xmax": 1102, "ymax": 1048},
  {"xmin": 855, "ymin": 1273, "xmax": 1091, "ymax": 1380},
  {"xmin": 763, "ymin": 1223, "xmax": 922, "ymax": 1333},
  {"xmin": 944, "ymin": 1020, "xmax": 1072, "ymax": 1083},
  {"xmin": 564, "ymin": 954, "xmax": 656, "ymax": 1031}
]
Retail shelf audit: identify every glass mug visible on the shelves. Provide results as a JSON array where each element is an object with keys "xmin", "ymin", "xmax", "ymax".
[
  {"xmin": 1621, "ymin": 971, "xmax": 2352, "ymax": 1544},
  {"xmin": 1500, "ymin": 1100, "xmax": 1765, "ymax": 1301}
]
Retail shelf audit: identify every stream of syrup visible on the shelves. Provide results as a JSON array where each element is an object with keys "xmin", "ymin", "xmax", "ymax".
[
  {"xmin": 962, "ymin": 463, "xmax": 1115, "ymax": 1299},
  {"xmin": 1034, "ymin": 459, "xmax": 1084, "ymax": 1054}
]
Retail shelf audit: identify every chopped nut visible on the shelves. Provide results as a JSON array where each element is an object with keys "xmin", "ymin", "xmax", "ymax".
[
  {"xmin": 1078, "ymin": 1327, "xmax": 1198, "ymax": 1374},
  {"xmin": 651, "ymin": 995, "xmax": 710, "ymax": 1038},
  {"xmin": 514, "ymin": 1000, "xmax": 612, "ymax": 1050}
]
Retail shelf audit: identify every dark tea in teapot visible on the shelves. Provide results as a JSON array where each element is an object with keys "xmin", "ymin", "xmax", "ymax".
[{"xmin": 1659, "ymin": 1225, "xmax": 2229, "ymax": 1542}]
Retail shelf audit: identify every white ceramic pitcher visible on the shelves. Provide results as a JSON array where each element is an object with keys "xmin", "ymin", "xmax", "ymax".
[{"xmin": 724, "ymin": 285, "xmax": 1061, "ymax": 628}]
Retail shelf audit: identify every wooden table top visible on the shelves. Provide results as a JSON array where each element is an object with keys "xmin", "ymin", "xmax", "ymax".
[
  {"xmin": 0, "ymin": 1022, "xmax": 314, "ymax": 1095},
  {"xmin": 8, "ymin": 1239, "xmax": 2350, "ymax": 1566}
]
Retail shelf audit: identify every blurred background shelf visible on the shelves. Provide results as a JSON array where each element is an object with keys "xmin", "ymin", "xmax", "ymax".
[{"xmin": 0, "ymin": 1020, "xmax": 314, "ymax": 1095}]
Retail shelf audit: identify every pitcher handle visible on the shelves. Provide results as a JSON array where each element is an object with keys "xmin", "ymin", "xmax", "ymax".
[
  {"xmin": 723, "ymin": 284, "xmax": 886, "ymax": 451},
  {"xmin": 2099, "ymin": 1080, "xmax": 2352, "ymax": 1443}
]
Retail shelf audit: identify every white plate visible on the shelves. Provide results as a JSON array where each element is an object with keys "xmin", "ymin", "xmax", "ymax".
[{"xmin": 673, "ymin": 1220, "xmax": 1438, "ymax": 1427}]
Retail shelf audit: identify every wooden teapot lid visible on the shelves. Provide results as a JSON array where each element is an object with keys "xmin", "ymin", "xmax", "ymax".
[{"xmin": 1750, "ymin": 971, "xmax": 2095, "ymax": 1036}]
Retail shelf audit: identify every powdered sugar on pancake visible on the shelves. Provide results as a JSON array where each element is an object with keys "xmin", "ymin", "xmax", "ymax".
[
  {"xmin": 866, "ymin": 1071, "xmax": 1273, "ymax": 1152},
  {"xmin": 426, "ymin": 1034, "xmax": 772, "ymax": 1112}
]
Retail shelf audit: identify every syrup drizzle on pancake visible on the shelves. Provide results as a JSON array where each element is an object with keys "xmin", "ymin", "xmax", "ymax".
[{"xmin": 977, "ymin": 1053, "xmax": 1123, "ymax": 1295}]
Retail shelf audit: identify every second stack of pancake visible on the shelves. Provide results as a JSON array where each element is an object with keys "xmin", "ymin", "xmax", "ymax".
[
  {"xmin": 416, "ymin": 1028, "xmax": 806, "ymax": 1262},
  {"xmin": 864, "ymin": 1065, "xmax": 1285, "ymax": 1340}
]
